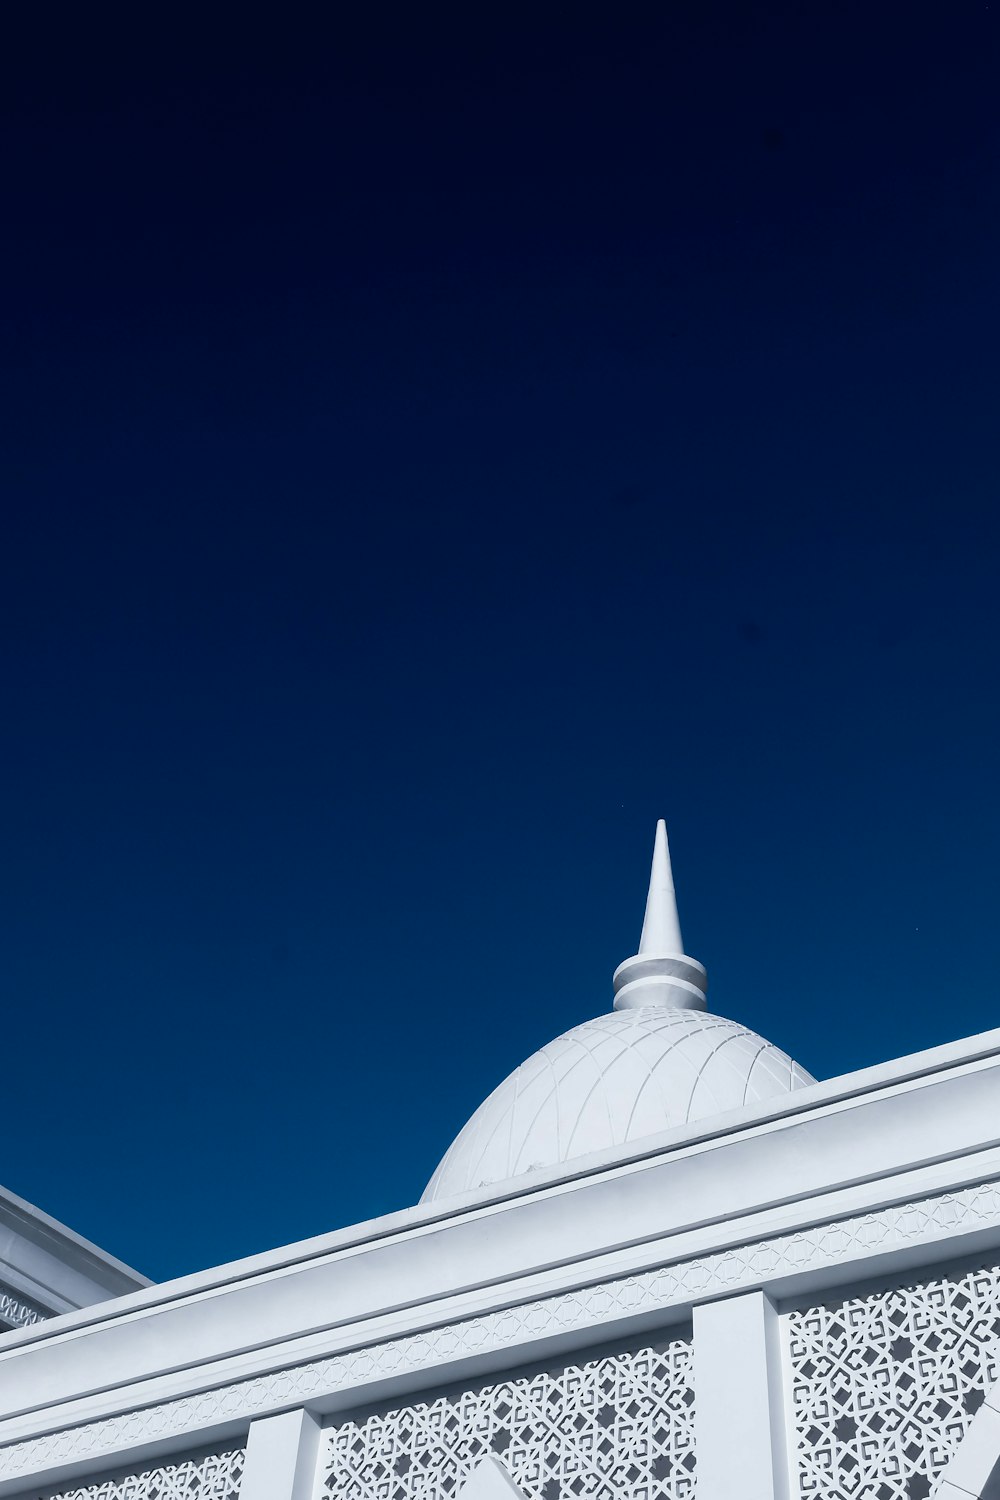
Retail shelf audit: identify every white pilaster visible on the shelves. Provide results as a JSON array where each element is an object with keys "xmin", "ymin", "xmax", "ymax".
[
  {"xmin": 693, "ymin": 1291, "xmax": 790, "ymax": 1500},
  {"xmin": 240, "ymin": 1408, "xmax": 322, "ymax": 1500}
]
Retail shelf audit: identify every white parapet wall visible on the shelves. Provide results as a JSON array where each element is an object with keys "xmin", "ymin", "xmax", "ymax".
[{"xmin": 2, "ymin": 1029, "xmax": 1000, "ymax": 1497}]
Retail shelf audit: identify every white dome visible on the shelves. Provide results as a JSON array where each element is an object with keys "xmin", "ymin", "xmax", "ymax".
[{"xmin": 421, "ymin": 1004, "xmax": 815, "ymax": 1203}]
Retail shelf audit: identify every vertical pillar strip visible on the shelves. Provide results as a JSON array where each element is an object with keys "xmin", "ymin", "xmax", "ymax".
[
  {"xmin": 240, "ymin": 1408, "xmax": 322, "ymax": 1500},
  {"xmin": 693, "ymin": 1290, "xmax": 791, "ymax": 1500}
]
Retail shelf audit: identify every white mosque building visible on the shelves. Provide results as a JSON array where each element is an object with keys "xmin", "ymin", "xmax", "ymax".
[{"xmin": 3, "ymin": 823, "xmax": 1000, "ymax": 1500}]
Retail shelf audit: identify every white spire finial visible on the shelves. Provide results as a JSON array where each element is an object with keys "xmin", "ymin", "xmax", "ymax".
[
  {"xmin": 638, "ymin": 819, "xmax": 684, "ymax": 956},
  {"xmin": 612, "ymin": 819, "xmax": 708, "ymax": 1013}
]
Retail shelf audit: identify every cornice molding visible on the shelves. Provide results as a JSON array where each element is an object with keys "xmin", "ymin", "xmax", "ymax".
[{"xmin": 3, "ymin": 1177, "xmax": 1000, "ymax": 1492}]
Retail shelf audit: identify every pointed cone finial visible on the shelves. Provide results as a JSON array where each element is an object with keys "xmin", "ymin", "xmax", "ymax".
[
  {"xmin": 612, "ymin": 819, "xmax": 708, "ymax": 1013},
  {"xmin": 638, "ymin": 819, "xmax": 684, "ymax": 956}
]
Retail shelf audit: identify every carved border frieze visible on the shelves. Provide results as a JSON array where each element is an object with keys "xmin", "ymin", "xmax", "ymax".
[{"xmin": 0, "ymin": 1284, "xmax": 46, "ymax": 1334}]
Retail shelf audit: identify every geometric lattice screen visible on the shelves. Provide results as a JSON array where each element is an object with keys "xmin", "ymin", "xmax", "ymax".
[
  {"xmin": 42, "ymin": 1449, "xmax": 245, "ymax": 1500},
  {"xmin": 322, "ymin": 1340, "xmax": 696, "ymax": 1499},
  {"xmin": 787, "ymin": 1260, "xmax": 1000, "ymax": 1500}
]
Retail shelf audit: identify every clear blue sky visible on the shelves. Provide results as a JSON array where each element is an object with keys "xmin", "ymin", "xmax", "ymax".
[{"xmin": 2, "ymin": 5, "xmax": 998, "ymax": 1282}]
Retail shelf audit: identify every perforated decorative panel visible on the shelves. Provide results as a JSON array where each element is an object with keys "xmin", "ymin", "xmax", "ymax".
[
  {"xmin": 788, "ymin": 1262, "xmax": 1000, "ymax": 1499},
  {"xmin": 42, "ymin": 1448, "xmax": 245, "ymax": 1500},
  {"xmin": 322, "ymin": 1340, "xmax": 695, "ymax": 1499}
]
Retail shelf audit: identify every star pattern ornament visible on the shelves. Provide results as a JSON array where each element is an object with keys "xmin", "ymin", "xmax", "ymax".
[
  {"xmin": 46, "ymin": 1450, "xmax": 245, "ymax": 1500},
  {"xmin": 789, "ymin": 1261, "xmax": 1000, "ymax": 1499},
  {"xmin": 323, "ymin": 1341, "xmax": 696, "ymax": 1499}
]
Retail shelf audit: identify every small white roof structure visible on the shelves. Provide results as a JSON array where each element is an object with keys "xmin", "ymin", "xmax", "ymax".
[
  {"xmin": 0, "ymin": 1182, "xmax": 148, "ymax": 1332},
  {"xmin": 422, "ymin": 820, "xmax": 814, "ymax": 1202}
]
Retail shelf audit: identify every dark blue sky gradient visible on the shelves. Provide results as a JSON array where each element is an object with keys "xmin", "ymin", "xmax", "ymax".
[{"xmin": 2, "ymin": 6, "xmax": 999, "ymax": 1281}]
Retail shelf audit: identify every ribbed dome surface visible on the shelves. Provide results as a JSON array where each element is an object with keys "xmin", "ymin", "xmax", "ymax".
[{"xmin": 422, "ymin": 1006, "xmax": 814, "ymax": 1203}]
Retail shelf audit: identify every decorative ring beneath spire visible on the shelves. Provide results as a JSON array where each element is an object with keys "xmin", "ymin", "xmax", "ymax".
[{"xmin": 612, "ymin": 952, "xmax": 708, "ymax": 1011}]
